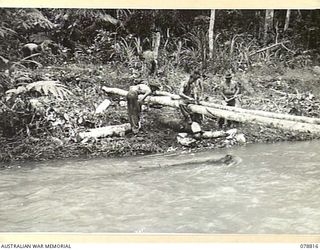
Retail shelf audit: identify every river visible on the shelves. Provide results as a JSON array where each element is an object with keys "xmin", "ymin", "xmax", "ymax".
[{"xmin": 0, "ymin": 140, "xmax": 320, "ymax": 233}]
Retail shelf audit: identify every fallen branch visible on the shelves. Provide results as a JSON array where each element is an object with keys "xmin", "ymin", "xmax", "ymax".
[
  {"xmin": 281, "ymin": 43, "xmax": 295, "ymax": 54},
  {"xmin": 249, "ymin": 41, "xmax": 289, "ymax": 57},
  {"xmin": 270, "ymin": 88, "xmax": 288, "ymax": 96}
]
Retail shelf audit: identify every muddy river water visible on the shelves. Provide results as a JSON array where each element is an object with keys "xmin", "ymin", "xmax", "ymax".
[{"xmin": 1, "ymin": 140, "xmax": 320, "ymax": 233}]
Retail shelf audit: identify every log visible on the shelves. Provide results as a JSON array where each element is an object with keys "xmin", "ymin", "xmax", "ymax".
[
  {"xmin": 149, "ymin": 90, "xmax": 320, "ymax": 125},
  {"xmin": 132, "ymin": 154, "xmax": 237, "ymax": 174},
  {"xmin": 177, "ymin": 133, "xmax": 197, "ymax": 146},
  {"xmin": 200, "ymin": 100, "xmax": 320, "ymax": 125},
  {"xmin": 102, "ymin": 86, "xmax": 128, "ymax": 97},
  {"xmin": 102, "ymin": 87, "xmax": 320, "ymax": 136},
  {"xmin": 176, "ymin": 129, "xmax": 238, "ymax": 146},
  {"xmin": 168, "ymin": 154, "xmax": 235, "ymax": 167},
  {"xmin": 155, "ymin": 90, "xmax": 181, "ymax": 100},
  {"xmin": 198, "ymin": 105, "xmax": 320, "ymax": 136},
  {"xmin": 202, "ymin": 130, "xmax": 228, "ymax": 139},
  {"xmin": 79, "ymin": 123, "xmax": 131, "ymax": 139},
  {"xmin": 102, "ymin": 87, "xmax": 320, "ymax": 125},
  {"xmin": 95, "ymin": 99, "xmax": 111, "ymax": 114}
]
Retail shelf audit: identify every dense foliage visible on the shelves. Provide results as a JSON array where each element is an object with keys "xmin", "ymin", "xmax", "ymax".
[{"xmin": 0, "ymin": 8, "xmax": 319, "ymax": 161}]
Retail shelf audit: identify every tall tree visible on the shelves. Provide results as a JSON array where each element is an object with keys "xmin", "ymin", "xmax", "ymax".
[
  {"xmin": 208, "ymin": 9, "xmax": 216, "ymax": 59},
  {"xmin": 284, "ymin": 9, "xmax": 291, "ymax": 31},
  {"xmin": 264, "ymin": 9, "xmax": 274, "ymax": 45}
]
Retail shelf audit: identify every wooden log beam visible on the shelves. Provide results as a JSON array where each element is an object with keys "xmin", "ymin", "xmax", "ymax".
[
  {"xmin": 95, "ymin": 98, "xmax": 111, "ymax": 114},
  {"xmin": 200, "ymin": 100, "xmax": 320, "ymax": 125},
  {"xmin": 202, "ymin": 106, "xmax": 320, "ymax": 136},
  {"xmin": 79, "ymin": 123, "xmax": 131, "ymax": 139},
  {"xmin": 150, "ymin": 90, "xmax": 320, "ymax": 125},
  {"xmin": 103, "ymin": 86, "xmax": 320, "ymax": 125},
  {"xmin": 102, "ymin": 86, "xmax": 320, "ymax": 136}
]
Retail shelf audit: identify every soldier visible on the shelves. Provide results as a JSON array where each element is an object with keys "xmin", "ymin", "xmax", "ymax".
[
  {"xmin": 218, "ymin": 72, "xmax": 241, "ymax": 128},
  {"xmin": 179, "ymin": 70, "xmax": 204, "ymax": 124},
  {"xmin": 127, "ymin": 79, "xmax": 160, "ymax": 134}
]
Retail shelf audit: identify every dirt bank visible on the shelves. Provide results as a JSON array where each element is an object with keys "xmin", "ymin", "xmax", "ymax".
[{"xmin": 1, "ymin": 64, "xmax": 320, "ymax": 162}]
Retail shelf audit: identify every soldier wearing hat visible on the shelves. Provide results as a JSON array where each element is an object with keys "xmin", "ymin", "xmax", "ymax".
[
  {"xmin": 179, "ymin": 70, "xmax": 204, "ymax": 124},
  {"xmin": 218, "ymin": 72, "xmax": 241, "ymax": 128},
  {"xmin": 127, "ymin": 78, "xmax": 161, "ymax": 134}
]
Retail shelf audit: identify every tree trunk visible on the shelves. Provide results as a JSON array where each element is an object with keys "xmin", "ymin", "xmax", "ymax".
[
  {"xmin": 200, "ymin": 29, "xmax": 206, "ymax": 69},
  {"xmin": 208, "ymin": 9, "xmax": 216, "ymax": 59},
  {"xmin": 193, "ymin": 104, "xmax": 320, "ymax": 136},
  {"xmin": 102, "ymin": 87, "xmax": 320, "ymax": 136},
  {"xmin": 154, "ymin": 90, "xmax": 320, "ymax": 125},
  {"xmin": 103, "ymin": 87, "xmax": 320, "ymax": 125},
  {"xmin": 264, "ymin": 9, "xmax": 274, "ymax": 45},
  {"xmin": 175, "ymin": 40, "xmax": 182, "ymax": 66},
  {"xmin": 199, "ymin": 99, "xmax": 320, "ymax": 125},
  {"xmin": 153, "ymin": 31, "xmax": 161, "ymax": 59},
  {"xmin": 79, "ymin": 123, "xmax": 131, "ymax": 139},
  {"xmin": 95, "ymin": 99, "xmax": 111, "ymax": 114},
  {"xmin": 284, "ymin": 9, "xmax": 291, "ymax": 31}
]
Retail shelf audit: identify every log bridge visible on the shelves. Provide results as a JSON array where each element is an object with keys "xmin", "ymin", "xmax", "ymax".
[{"xmin": 102, "ymin": 86, "xmax": 320, "ymax": 137}]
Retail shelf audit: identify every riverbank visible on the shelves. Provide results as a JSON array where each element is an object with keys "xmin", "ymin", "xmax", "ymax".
[{"xmin": 1, "ymin": 64, "xmax": 320, "ymax": 162}]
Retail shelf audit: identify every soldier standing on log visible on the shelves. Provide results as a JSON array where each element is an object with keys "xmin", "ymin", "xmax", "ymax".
[
  {"xmin": 127, "ymin": 79, "xmax": 161, "ymax": 134},
  {"xmin": 179, "ymin": 70, "xmax": 204, "ymax": 125},
  {"xmin": 218, "ymin": 72, "xmax": 241, "ymax": 128}
]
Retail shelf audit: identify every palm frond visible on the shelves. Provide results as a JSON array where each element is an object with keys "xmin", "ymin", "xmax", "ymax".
[
  {"xmin": 19, "ymin": 59, "xmax": 43, "ymax": 68},
  {"xmin": 6, "ymin": 86, "xmax": 27, "ymax": 95},
  {"xmin": 26, "ymin": 81, "xmax": 73, "ymax": 99},
  {"xmin": 0, "ymin": 26, "xmax": 17, "ymax": 37},
  {"xmin": 133, "ymin": 37, "xmax": 142, "ymax": 54},
  {"xmin": 119, "ymin": 38, "xmax": 135, "ymax": 63}
]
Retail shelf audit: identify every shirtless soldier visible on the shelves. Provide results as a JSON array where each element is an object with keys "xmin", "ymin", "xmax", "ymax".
[
  {"xmin": 179, "ymin": 70, "xmax": 204, "ymax": 124},
  {"xmin": 127, "ymin": 79, "xmax": 160, "ymax": 134},
  {"xmin": 218, "ymin": 72, "xmax": 241, "ymax": 128}
]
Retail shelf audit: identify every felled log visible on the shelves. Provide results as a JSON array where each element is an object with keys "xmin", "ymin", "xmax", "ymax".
[
  {"xmin": 177, "ymin": 129, "xmax": 241, "ymax": 147},
  {"xmin": 102, "ymin": 86, "xmax": 179, "ymax": 100},
  {"xmin": 79, "ymin": 123, "xmax": 131, "ymax": 139},
  {"xmin": 168, "ymin": 154, "xmax": 235, "ymax": 167},
  {"xmin": 147, "ymin": 90, "xmax": 320, "ymax": 125},
  {"xmin": 95, "ymin": 99, "xmax": 111, "ymax": 114},
  {"xmin": 103, "ymin": 87, "xmax": 320, "ymax": 125},
  {"xmin": 135, "ymin": 89, "xmax": 320, "ymax": 125},
  {"xmin": 177, "ymin": 129, "xmax": 231, "ymax": 147},
  {"xmin": 132, "ymin": 154, "xmax": 237, "ymax": 173},
  {"xmin": 102, "ymin": 87, "xmax": 320, "ymax": 136},
  {"xmin": 102, "ymin": 86, "xmax": 128, "ymax": 96},
  {"xmin": 200, "ymin": 100, "xmax": 320, "ymax": 125},
  {"xmin": 202, "ymin": 130, "xmax": 229, "ymax": 139},
  {"xmin": 177, "ymin": 133, "xmax": 197, "ymax": 146},
  {"xmin": 198, "ymin": 105, "xmax": 320, "ymax": 136},
  {"xmin": 156, "ymin": 90, "xmax": 181, "ymax": 100}
]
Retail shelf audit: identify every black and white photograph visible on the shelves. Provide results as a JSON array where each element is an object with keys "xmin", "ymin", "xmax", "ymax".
[{"xmin": 0, "ymin": 6, "xmax": 320, "ymax": 237}]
